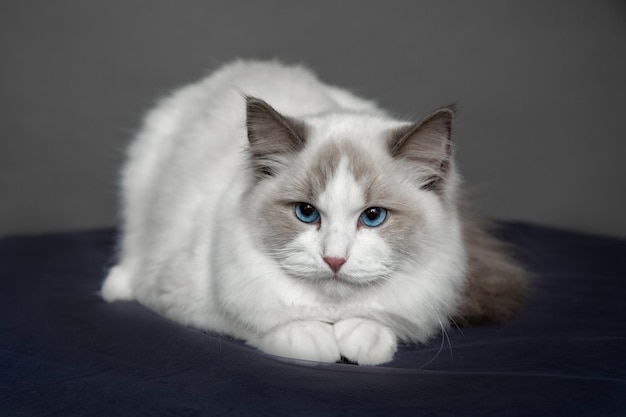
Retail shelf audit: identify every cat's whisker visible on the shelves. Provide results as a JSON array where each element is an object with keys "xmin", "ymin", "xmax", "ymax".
[
  {"xmin": 422, "ymin": 298, "xmax": 455, "ymax": 361},
  {"xmin": 418, "ymin": 320, "xmax": 447, "ymax": 370},
  {"xmin": 448, "ymin": 315, "xmax": 466, "ymax": 339},
  {"xmin": 440, "ymin": 318, "xmax": 454, "ymax": 363}
]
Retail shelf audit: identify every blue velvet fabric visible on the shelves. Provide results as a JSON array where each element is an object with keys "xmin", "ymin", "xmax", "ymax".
[{"xmin": 1, "ymin": 222, "xmax": 625, "ymax": 416}]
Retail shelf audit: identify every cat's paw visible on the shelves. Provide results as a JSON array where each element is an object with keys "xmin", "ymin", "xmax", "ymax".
[
  {"xmin": 334, "ymin": 318, "xmax": 397, "ymax": 365},
  {"xmin": 256, "ymin": 321, "xmax": 341, "ymax": 363},
  {"xmin": 101, "ymin": 265, "xmax": 134, "ymax": 302}
]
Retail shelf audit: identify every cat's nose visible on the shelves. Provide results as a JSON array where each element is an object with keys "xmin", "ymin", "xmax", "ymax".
[{"xmin": 323, "ymin": 256, "xmax": 347, "ymax": 273}]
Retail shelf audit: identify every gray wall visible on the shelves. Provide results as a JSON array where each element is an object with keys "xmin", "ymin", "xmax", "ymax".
[{"xmin": 2, "ymin": 1, "xmax": 625, "ymax": 238}]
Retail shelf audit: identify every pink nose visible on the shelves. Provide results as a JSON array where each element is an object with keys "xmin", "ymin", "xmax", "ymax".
[{"xmin": 323, "ymin": 256, "xmax": 347, "ymax": 273}]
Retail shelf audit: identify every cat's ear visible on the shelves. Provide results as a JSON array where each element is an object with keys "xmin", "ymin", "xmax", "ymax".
[
  {"xmin": 388, "ymin": 105, "xmax": 456, "ymax": 191},
  {"xmin": 246, "ymin": 96, "xmax": 307, "ymax": 179}
]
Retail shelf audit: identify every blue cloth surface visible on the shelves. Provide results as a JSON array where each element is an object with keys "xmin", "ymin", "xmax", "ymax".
[{"xmin": 1, "ymin": 222, "xmax": 625, "ymax": 416}]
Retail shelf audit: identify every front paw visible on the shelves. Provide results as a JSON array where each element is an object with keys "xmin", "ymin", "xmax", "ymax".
[
  {"xmin": 256, "ymin": 321, "xmax": 341, "ymax": 363},
  {"xmin": 334, "ymin": 318, "xmax": 397, "ymax": 365}
]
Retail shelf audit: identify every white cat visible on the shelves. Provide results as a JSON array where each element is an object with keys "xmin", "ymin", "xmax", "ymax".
[{"xmin": 102, "ymin": 60, "xmax": 527, "ymax": 365}]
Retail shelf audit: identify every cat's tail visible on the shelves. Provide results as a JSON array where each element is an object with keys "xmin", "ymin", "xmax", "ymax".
[
  {"xmin": 454, "ymin": 214, "xmax": 530, "ymax": 326},
  {"xmin": 101, "ymin": 265, "xmax": 134, "ymax": 302}
]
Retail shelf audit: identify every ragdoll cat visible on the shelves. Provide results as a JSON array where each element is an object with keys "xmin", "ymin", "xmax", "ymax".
[{"xmin": 102, "ymin": 60, "xmax": 527, "ymax": 365}]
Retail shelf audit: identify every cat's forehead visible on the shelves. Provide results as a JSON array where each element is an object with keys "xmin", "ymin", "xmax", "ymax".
[
  {"xmin": 296, "ymin": 140, "xmax": 389, "ymax": 206},
  {"xmin": 276, "ymin": 113, "xmax": 411, "ymax": 207},
  {"xmin": 310, "ymin": 141, "xmax": 373, "ymax": 183}
]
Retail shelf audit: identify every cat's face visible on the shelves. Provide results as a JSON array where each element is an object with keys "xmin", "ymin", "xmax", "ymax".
[
  {"xmin": 253, "ymin": 140, "xmax": 426, "ymax": 298},
  {"xmin": 244, "ymin": 97, "xmax": 455, "ymax": 298}
]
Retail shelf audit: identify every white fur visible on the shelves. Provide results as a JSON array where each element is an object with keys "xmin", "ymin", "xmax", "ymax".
[{"xmin": 102, "ymin": 60, "xmax": 467, "ymax": 365}]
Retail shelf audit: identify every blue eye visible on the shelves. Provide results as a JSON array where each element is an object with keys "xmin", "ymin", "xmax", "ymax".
[
  {"xmin": 294, "ymin": 202, "xmax": 320, "ymax": 224},
  {"xmin": 359, "ymin": 207, "xmax": 387, "ymax": 227}
]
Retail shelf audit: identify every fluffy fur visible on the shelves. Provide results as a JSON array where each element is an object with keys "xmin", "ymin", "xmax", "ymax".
[{"xmin": 101, "ymin": 60, "xmax": 527, "ymax": 365}]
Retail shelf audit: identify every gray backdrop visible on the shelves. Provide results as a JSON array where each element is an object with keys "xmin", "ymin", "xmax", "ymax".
[{"xmin": 2, "ymin": 1, "xmax": 625, "ymax": 238}]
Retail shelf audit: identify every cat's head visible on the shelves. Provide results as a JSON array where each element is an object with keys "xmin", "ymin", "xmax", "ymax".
[{"xmin": 243, "ymin": 97, "xmax": 459, "ymax": 299}]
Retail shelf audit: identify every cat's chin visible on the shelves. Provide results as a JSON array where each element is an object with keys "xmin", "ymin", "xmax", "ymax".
[
  {"xmin": 315, "ymin": 279, "xmax": 359, "ymax": 299},
  {"xmin": 312, "ymin": 274, "xmax": 380, "ymax": 299}
]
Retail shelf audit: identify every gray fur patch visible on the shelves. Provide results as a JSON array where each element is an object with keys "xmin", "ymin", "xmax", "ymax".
[{"xmin": 303, "ymin": 141, "xmax": 377, "ymax": 201}]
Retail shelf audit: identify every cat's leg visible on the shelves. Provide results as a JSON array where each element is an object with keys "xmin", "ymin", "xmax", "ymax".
[
  {"xmin": 333, "ymin": 318, "xmax": 397, "ymax": 365},
  {"xmin": 255, "ymin": 321, "xmax": 341, "ymax": 363}
]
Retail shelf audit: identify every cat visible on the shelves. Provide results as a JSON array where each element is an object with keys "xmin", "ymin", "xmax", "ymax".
[{"xmin": 101, "ymin": 59, "xmax": 527, "ymax": 365}]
